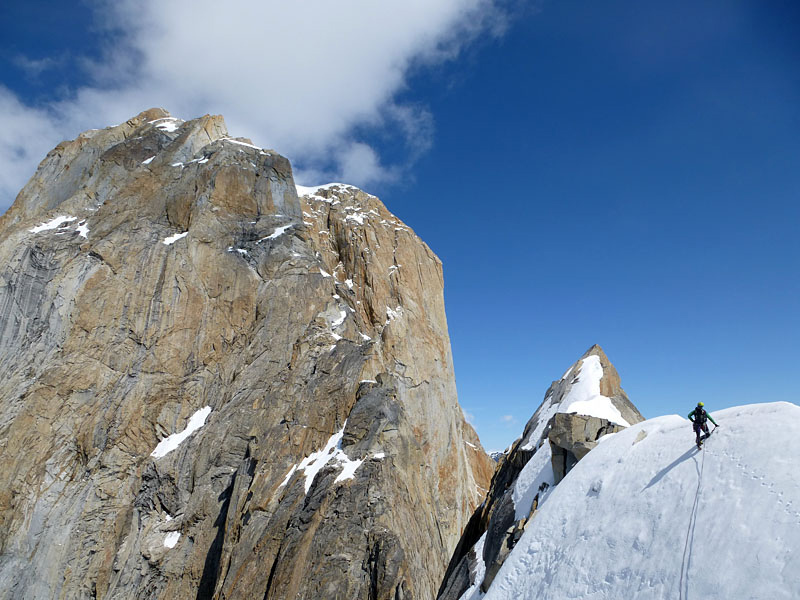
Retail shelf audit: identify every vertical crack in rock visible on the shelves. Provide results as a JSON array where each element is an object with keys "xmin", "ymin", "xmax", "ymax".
[
  {"xmin": 196, "ymin": 475, "xmax": 236, "ymax": 600},
  {"xmin": 261, "ymin": 549, "xmax": 282, "ymax": 600}
]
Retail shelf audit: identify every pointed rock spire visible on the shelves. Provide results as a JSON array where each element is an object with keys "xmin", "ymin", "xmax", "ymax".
[
  {"xmin": 437, "ymin": 345, "xmax": 645, "ymax": 600},
  {"xmin": 0, "ymin": 110, "xmax": 493, "ymax": 600}
]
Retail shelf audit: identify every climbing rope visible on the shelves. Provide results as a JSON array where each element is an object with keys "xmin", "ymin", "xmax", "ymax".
[{"xmin": 679, "ymin": 441, "xmax": 706, "ymax": 600}]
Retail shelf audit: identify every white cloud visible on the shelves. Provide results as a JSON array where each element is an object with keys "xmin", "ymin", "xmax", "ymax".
[
  {"xmin": 0, "ymin": 89, "xmax": 64, "ymax": 209},
  {"xmin": 501, "ymin": 414, "xmax": 518, "ymax": 427},
  {"xmin": 0, "ymin": 0, "xmax": 513, "ymax": 213},
  {"xmin": 12, "ymin": 56, "xmax": 61, "ymax": 79},
  {"xmin": 462, "ymin": 408, "xmax": 477, "ymax": 426},
  {"xmin": 339, "ymin": 142, "xmax": 399, "ymax": 187}
]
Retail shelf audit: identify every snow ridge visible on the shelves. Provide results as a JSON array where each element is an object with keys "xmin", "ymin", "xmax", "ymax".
[{"xmin": 483, "ymin": 402, "xmax": 800, "ymax": 599}]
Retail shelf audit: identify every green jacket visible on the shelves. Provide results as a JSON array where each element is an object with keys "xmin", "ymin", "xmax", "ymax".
[{"xmin": 688, "ymin": 406, "xmax": 717, "ymax": 427}]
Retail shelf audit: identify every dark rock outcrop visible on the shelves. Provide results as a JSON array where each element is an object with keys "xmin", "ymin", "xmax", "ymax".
[{"xmin": 548, "ymin": 413, "xmax": 626, "ymax": 483}]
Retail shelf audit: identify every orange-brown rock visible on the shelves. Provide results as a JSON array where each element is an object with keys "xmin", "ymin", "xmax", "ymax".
[{"xmin": 0, "ymin": 110, "xmax": 493, "ymax": 599}]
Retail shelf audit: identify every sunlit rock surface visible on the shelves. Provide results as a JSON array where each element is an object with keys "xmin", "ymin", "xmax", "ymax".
[{"xmin": 0, "ymin": 110, "xmax": 493, "ymax": 600}]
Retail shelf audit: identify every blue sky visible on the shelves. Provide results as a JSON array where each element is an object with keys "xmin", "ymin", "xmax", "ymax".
[{"xmin": 1, "ymin": 0, "xmax": 798, "ymax": 451}]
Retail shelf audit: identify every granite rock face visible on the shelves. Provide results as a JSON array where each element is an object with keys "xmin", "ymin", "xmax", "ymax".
[
  {"xmin": 437, "ymin": 345, "xmax": 644, "ymax": 600},
  {"xmin": 0, "ymin": 110, "xmax": 493, "ymax": 600},
  {"xmin": 548, "ymin": 412, "xmax": 626, "ymax": 484}
]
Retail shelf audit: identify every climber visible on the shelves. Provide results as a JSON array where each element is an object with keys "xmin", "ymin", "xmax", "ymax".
[{"xmin": 688, "ymin": 402, "xmax": 718, "ymax": 448}]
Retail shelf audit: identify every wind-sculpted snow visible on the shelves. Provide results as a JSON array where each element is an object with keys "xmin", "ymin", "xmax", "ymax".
[
  {"xmin": 560, "ymin": 355, "xmax": 629, "ymax": 426},
  {"xmin": 484, "ymin": 402, "xmax": 800, "ymax": 599}
]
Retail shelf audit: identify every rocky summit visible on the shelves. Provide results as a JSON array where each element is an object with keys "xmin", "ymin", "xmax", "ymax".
[
  {"xmin": 0, "ymin": 109, "xmax": 494, "ymax": 600},
  {"xmin": 437, "ymin": 345, "xmax": 644, "ymax": 600}
]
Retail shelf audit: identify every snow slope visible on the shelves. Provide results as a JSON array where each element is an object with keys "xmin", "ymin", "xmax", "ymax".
[{"xmin": 484, "ymin": 402, "xmax": 800, "ymax": 600}]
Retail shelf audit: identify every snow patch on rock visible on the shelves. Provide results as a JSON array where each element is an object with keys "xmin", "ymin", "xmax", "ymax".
[
  {"xmin": 151, "ymin": 406, "xmax": 212, "ymax": 458},
  {"xmin": 458, "ymin": 532, "xmax": 488, "ymax": 600},
  {"xmin": 75, "ymin": 221, "xmax": 89, "ymax": 239},
  {"xmin": 150, "ymin": 117, "xmax": 183, "ymax": 133},
  {"xmin": 29, "ymin": 216, "xmax": 77, "ymax": 233},
  {"xmin": 162, "ymin": 231, "xmax": 188, "ymax": 245},
  {"xmin": 279, "ymin": 423, "xmax": 365, "ymax": 494},
  {"xmin": 257, "ymin": 224, "xmax": 293, "ymax": 243},
  {"xmin": 512, "ymin": 441, "xmax": 555, "ymax": 521}
]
